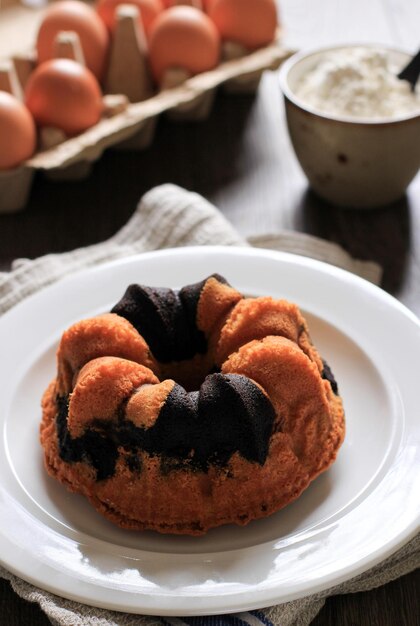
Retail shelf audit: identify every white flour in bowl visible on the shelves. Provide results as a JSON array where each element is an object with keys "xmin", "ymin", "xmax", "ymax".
[{"xmin": 293, "ymin": 46, "xmax": 420, "ymax": 119}]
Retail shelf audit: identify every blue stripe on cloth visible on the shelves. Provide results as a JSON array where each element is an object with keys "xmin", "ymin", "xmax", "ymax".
[{"xmin": 250, "ymin": 610, "xmax": 274, "ymax": 626}]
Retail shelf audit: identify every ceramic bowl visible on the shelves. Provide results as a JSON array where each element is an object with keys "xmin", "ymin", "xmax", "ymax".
[{"xmin": 279, "ymin": 45, "xmax": 420, "ymax": 208}]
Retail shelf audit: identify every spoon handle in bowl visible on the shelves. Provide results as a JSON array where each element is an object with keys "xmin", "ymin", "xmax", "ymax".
[{"xmin": 398, "ymin": 48, "xmax": 420, "ymax": 92}]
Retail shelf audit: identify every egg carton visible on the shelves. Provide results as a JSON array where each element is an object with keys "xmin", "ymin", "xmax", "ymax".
[{"xmin": 0, "ymin": 16, "xmax": 293, "ymax": 214}]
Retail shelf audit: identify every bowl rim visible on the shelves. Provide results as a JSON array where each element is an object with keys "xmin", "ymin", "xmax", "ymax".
[{"xmin": 279, "ymin": 42, "xmax": 420, "ymax": 126}]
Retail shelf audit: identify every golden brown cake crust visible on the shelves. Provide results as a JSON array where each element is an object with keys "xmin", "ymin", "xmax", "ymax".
[
  {"xmin": 40, "ymin": 276, "xmax": 345, "ymax": 535},
  {"xmin": 56, "ymin": 313, "xmax": 159, "ymax": 396}
]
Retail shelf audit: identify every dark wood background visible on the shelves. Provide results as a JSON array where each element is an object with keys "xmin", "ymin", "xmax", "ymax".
[{"xmin": 0, "ymin": 0, "xmax": 419, "ymax": 624}]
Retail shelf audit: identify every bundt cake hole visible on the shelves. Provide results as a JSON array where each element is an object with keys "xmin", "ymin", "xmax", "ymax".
[
  {"xmin": 159, "ymin": 356, "xmax": 221, "ymax": 392},
  {"xmin": 110, "ymin": 274, "xmax": 244, "ymax": 392}
]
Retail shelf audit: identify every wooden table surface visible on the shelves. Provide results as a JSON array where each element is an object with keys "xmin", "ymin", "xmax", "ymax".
[{"xmin": 0, "ymin": 0, "xmax": 419, "ymax": 624}]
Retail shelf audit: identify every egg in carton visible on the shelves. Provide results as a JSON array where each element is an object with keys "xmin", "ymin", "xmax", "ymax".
[
  {"xmin": 0, "ymin": 0, "xmax": 294, "ymax": 213},
  {"xmin": 0, "ymin": 61, "xmax": 36, "ymax": 213}
]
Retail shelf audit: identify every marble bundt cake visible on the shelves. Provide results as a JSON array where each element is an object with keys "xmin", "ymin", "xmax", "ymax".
[{"xmin": 40, "ymin": 274, "xmax": 345, "ymax": 535}]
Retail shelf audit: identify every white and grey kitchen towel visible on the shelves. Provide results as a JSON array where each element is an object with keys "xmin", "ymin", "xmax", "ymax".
[{"xmin": 0, "ymin": 184, "xmax": 418, "ymax": 626}]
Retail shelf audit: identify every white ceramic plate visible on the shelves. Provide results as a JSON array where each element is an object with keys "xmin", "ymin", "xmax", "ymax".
[{"xmin": 0, "ymin": 246, "xmax": 419, "ymax": 615}]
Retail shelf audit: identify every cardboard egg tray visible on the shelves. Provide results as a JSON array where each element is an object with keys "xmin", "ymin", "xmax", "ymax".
[{"xmin": 0, "ymin": 23, "xmax": 293, "ymax": 214}]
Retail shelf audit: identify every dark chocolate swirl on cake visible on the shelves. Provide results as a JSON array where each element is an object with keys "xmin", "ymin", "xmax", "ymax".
[{"xmin": 56, "ymin": 372, "xmax": 276, "ymax": 480}]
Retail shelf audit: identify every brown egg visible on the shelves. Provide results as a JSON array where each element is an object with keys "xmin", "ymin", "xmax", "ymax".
[
  {"xmin": 36, "ymin": 1, "xmax": 109, "ymax": 81},
  {"xmin": 208, "ymin": 0, "xmax": 278, "ymax": 50},
  {"xmin": 25, "ymin": 59, "xmax": 103, "ymax": 136},
  {"xmin": 149, "ymin": 6, "xmax": 220, "ymax": 84},
  {"xmin": 96, "ymin": 0, "xmax": 163, "ymax": 35},
  {"xmin": 0, "ymin": 91, "xmax": 36, "ymax": 170}
]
